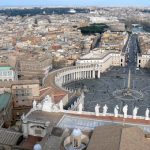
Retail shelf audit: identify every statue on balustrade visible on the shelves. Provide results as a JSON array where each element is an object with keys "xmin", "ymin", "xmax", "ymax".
[
  {"xmin": 133, "ymin": 106, "xmax": 139, "ymax": 119},
  {"xmin": 78, "ymin": 103, "xmax": 83, "ymax": 113},
  {"xmin": 33, "ymin": 100, "xmax": 37, "ymax": 110},
  {"xmin": 123, "ymin": 104, "xmax": 128, "ymax": 118},
  {"xmin": 95, "ymin": 104, "xmax": 100, "ymax": 116},
  {"xmin": 59, "ymin": 100, "xmax": 64, "ymax": 111},
  {"xmin": 114, "ymin": 105, "xmax": 119, "ymax": 117},
  {"xmin": 145, "ymin": 108, "xmax": 149, "ymax": 120},
  {"xmin": 103, "ymin": 104, "xmax": 108, "ymax": 116}
]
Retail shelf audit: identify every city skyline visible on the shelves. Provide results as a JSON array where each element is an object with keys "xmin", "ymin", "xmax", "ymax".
[{"xmin": 0, "ymin": 0, "xmax": 150, "ymax": 7}]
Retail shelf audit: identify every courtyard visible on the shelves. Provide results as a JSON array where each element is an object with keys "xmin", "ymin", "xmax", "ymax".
[{"xmin": 65, "ymin": 66, "xmax": 150, "ymax": 116}]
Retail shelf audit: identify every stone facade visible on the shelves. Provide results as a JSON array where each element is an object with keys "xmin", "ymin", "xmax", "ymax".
[
  {"xmin": 17, "ymin": 54, "xmax": 52, "ymax": 80},
  {"xmin": 76, "ymin": 50, "xmax": 126, "ymax": 72},
  {"xmin": 137, "ymin": 33, "xmax": 150, "ymax": 68},
  {"xmin": 0, "ymin": 66, "xmax": 17, "ymax": 81},
  {"xmin": 137, "ymin": 54, "xmax": 150, "ymax": 68},
  {"xmin": 11, "ymin": 81, "xmax": 40, "ymax": 120}
]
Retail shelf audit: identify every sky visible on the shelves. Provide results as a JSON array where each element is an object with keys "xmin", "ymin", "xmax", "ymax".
[{"xmin": 0, "ymin": 0, "xmax": 149, "ymax": 7}]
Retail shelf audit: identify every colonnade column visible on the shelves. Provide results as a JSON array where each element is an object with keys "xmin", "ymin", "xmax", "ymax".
[
  {"xmin": 68, "ymin": 74, "xmax": 69, "ymax": 82},
  {"xmin": 71, "ymin": 73, "xmax": 73, "ymax": 81},
  {"xmin": 66, "ymin": 75, "xmax": 68, "ymax": 83},
  {"xmin": 63, "ymin": 75, "xmax": 66, "ymax": 84},
  {"xmin": 88, "ymin": 71, "xmax": 90, "ymax": 78},
  {"xmin": 86, "ymin": 71, "xmax": 88, "ymax": 79},
  {"xmin": 98, "ymin": 70, "xmax": 100, "ymax": 78},
  {"xmin": 87, "ymin": 71, "xmax": 89, "ymax": 78},
  {"xmin": 90, "ymin": 70, "xmax": 92, "ymax": 78},
  {"xmin": 67, "ymin": 74, "xmax": 69, "ymax": 82},
  {"xmin": 75, "ymin": 72, "xmax": 77, "ymax": 80},
  {"xmin": 92, "ymin": 70, "xmax": 95, "ymax": 78},
  {"xmin": 86, "ymin": 71, "xmax": 89, "ymax": 79},
  {"xmin": 60, "ymin": 76, "xmax": 63, "ymax": 86},
  {"xmin": 85, "ymin": 71, "xmax": 87, "ymax": 78},
  {"xmin": 62, "ymin": 76, "xmax": 64, "ymax": 84},
  {"xmin": 81, "ymin": 71, "xmax": 83, "ymax": 79},
  {"xmin": 82, "ymin": 71, "xmax": 85, "ymax": 79},
  {"xmin": 85, "ymin": 71, "xmax": 86, "ymax": 79},
  {"xmin": 74, "ymin": 72, "xmax": 76, "ymax": 80},
  {"xmin": 77, "ymin": 72, "xmax": 79, "ymax": 80},
  {"xmin": 69, "ymin": 73, "xmax": 71, "ymax": 81},
  {"xmin": 88, "ymin": 71, "xmax": 91, "ymax": 79},
  {"xmin": 79, "ymin": 71, "xmax": 81, "ymax": 79}
]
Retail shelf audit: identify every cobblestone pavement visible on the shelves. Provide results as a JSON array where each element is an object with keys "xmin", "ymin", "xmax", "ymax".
[{"xmin": 65, "ymin": 66, "xmax": 150, "ymax": 116}]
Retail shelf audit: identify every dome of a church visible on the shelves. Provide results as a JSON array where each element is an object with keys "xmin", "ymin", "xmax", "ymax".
[
  {"xmin": 71, "ymin": 128, "xmax": 82, "ymax": 137},
  {"xmin": 33, "ymin": 144, "xmax": 42, "ymax": 150}
]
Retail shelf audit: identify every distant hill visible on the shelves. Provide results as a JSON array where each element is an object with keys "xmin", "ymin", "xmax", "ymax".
[{"xmin": 0, "ymin": 7, "xmax": 89, "ymax": 16}]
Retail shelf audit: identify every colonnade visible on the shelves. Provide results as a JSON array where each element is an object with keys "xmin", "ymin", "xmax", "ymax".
[{"xmin": 54, "ymin": 65, "xmax": 100, "ymax": 89}]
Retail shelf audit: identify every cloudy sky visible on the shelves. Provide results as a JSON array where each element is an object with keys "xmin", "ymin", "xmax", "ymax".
[{"xmin": 0, "ymin": 0, "xmax": 149, "ymax": 7}]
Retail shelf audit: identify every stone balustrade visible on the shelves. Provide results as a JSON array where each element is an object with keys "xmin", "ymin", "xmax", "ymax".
[{"xmin": 63, "ymin": 109, "xmax": 148, "ymax": 121}]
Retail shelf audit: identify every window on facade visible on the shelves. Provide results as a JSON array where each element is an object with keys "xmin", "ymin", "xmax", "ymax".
[
  {"xmin": 16, "ymin": 90, "xmax": 21, "ymax": 95},
  {"xmin": 15, "ymin": 88, "xmax": 32, "ymax": 97},
  {"xmin": 8, "ymin": 71, "xmax": 12, "ymax": 76},
  {"xmin": 3, "ymin": 72, "xmax": 7, "ymax": 76},
  {"xmin": 26, "ymin": 89, "xmax": 32, "ymax": 96}
]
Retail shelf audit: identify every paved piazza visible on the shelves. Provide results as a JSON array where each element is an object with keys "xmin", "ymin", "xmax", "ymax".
[{"xmin": 65, "ymin": 66, "xmax": 150, "ymax": 116}]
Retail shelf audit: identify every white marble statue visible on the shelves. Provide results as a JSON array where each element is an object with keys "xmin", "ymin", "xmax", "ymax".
[
  {"xmin": 145, "ymin": 108, "xmax": 150, "ymax": 120},
  {"xmin": 95, "ymin": 104, "xmax": 100, "ymax": 116},
  {"xmin": 59, "ymin": 100, "xmax": 64, "ymax": 111},
  {"xmin": 78, "ymin": 103, "xmax": 83, "ymax": 113},
  {"xmin": 81, "ymin": 92, "xmax": 85, "ymax": 99},
  {"xmin": 133, "ymin": 106, "xmax": 139, "ymax": 119},
  {"xmin": 45, "ymin": 95, "xmax": 52, "ymax": 102},
  {"xmin": 21, "ymin": 113, "xmax": 25, "ymax": 120},
  {"xmin": 52, "ymin": 104, "xmax": 59, "ymax": 112},
  {"xmin": 114, "ymin": 105, "xmax": 119, "ymax": 117},
  {"xmin": 33, "ymin": 100, "xmax": 37, "ymax": 110},
  {"xmin": 37, "ymin": 103, "xmax": 42, "ymax": 110},
  {"xmin": 123, "ymin": 104, "xmax": 128, "ymax": 118},
  {"xmin": 103, "ymin": 104, "xmax": 108, "ymax": 116},
  {"xmin": 42, "ymin": 95, "xmax": 53, "ymax": 112},
  {"xmin": 35, "ymin": 95, "xmax": 62, "ymax": 112}
]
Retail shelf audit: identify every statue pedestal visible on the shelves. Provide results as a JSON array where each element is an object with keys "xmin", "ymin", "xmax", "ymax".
[
  {"xmin": 133, "ymin": 116, "xmax": 137, "ymax": 119},
  {"xmin": 145, "ymin": 117, "xmax": 149, "ymax": 120}
]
